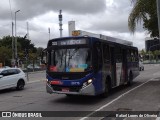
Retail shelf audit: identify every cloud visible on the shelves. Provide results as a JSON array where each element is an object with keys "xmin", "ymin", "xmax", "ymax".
[
  {"xmin": 0, "ymin": 20, "xmax": 13, "ymax": 37},
  {"xmin": 0, "ymin": 0, "xmax": 148, "ymax": 50},
  {"xmin": 0, "ymin": 0, "xmax": 106, "ymax": 20}
]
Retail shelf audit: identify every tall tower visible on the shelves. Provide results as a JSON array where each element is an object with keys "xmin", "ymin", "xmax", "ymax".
[
  {"xmin": 59, "ymin": 10, "xmax": 63, "ymax": 37},
  {"xmin": 68, "ymin": 21, "xmax": 75, "ymax": 36}
]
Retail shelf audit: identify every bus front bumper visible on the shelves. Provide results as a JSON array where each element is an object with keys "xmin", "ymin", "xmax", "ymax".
[{"xmin": 46, "ymin": 83, "xmax": 95, "ymax": 96}]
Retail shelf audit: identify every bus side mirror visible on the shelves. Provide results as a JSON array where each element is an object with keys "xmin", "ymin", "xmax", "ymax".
[{"xmin": 41, "ymin": 49, "xmax": 47, "ymax": 65}]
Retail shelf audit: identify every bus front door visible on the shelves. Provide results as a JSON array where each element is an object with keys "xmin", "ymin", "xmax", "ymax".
[{"xmin": 110, "ymin": 47, "xmax": 116, "ymax": 87}]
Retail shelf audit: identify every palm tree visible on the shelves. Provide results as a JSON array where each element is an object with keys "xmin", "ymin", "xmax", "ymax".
[{"xmin": 128, "ymin": 0, "xmax": 158, "ymax": 37}]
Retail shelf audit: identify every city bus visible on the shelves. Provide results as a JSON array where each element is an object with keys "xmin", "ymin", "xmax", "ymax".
[{"xmin": 41, "ymin": 32, "xmax": 139, "ymax": 97}]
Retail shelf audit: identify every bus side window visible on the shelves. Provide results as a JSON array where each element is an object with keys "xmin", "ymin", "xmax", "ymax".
[
  {"xmin": 86, "ymin": 49, "xmax": 91, "ymax": 64},
  {"xmin": 103, "ymin": 45, "xmax": 110, "ymax": 63},
  {"xmin": 115, "ymin": 47, "xmax": 122, "ymax": 63},
  {"xmin": 94, "ymin": 42, "xmax": 102, "ymax": 71},
  {"xmin": 131, "ymin": 51, "xmax": 136, "ymax": 62},
  {"xmin": 127, "ymin": 50, "xmax": 131, "ymax": 62},
  {"xmin": 135, "ymin": 51, "xmax": 139, "ymax": 62}
]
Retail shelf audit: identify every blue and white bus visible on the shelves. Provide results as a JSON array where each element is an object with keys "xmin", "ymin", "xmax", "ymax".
[{"xmin": 41, "ymin": 33, "xmax": 139, "ymax": 97}]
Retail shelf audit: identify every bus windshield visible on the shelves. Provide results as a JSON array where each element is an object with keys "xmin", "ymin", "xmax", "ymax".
[{"xmin": 49, "ymin": 48, "xmax": 91, "ymax": 72}]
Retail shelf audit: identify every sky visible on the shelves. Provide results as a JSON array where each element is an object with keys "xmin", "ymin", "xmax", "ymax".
[{"xmin": 0, "ymin": 0, "xmax": 150, "ymax": 50}]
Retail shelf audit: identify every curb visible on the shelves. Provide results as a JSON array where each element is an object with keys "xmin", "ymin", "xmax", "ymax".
[
  {"xmin": 27, "ymin": 79, "xmax": 46, "ymax": 84},
  {"xmin": 25, "ymin": 70, "xmax": 45, "ymax": 74}
]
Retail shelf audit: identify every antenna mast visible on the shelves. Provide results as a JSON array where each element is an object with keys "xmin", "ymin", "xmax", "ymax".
[{"xmin": 59, "ymin": 10, "xmax": 63, "ymax": 37}]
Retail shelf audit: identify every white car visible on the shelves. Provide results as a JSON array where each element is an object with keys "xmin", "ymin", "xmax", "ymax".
[
  {"xmin": 0, "ymin": 68, "xmax": 27, "ymax": 90},
  {"xmin": 27, "ymin": 64, "xmax": 40, "ymax": 69}
]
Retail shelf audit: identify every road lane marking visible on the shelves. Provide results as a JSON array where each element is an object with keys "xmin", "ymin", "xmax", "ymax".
[
  {"xmin": 150, "ymin": 78, "xmax": 160, "ymax": 81},
  {"xmin": 156, "ymin": 117, "xmax": 160, "ymax": 120},
  {"xmin": 80, "ymin": 80, "xmax": 151, "ymax": 120},
  {"xmin": 153, "ymin": 72, "xmax": 160, "ymax": 76}
]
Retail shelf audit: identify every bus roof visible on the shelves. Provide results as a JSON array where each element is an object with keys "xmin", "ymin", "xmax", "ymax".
[
  {"xmin": 72, "ymin": 30, "xmax": 133, "ymax": 46},
  {"xmin": 48, "ymin": 36, "xmax": 137, "ymax": 50}
]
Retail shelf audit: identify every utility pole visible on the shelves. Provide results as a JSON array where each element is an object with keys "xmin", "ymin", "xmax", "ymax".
[
  {"xmin": 157, "ymin": 0, "xmax": 160, "ymax": 38},
  {"xmin": 11, "ymin": 22, "xmax": 15, "ymax": 67},
  {"xmin": 26, "ymin": 22, "xmax": 29, "ymax": 81},
  {"xmin": 27, "ymin": 22, "xmax": 29, "ymax": 40},
  {"xmin": 59, "ymin": 10, "xmax": 63, "ymax": 37},
  {"xmin": 15, "ymin": 10, "xmax": 20, "ymax": 67}
]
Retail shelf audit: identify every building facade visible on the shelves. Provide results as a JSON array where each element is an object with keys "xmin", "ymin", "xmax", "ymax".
[{"xmin": 145, "ymin": 37, "xmax": 160, "ymax": 52}]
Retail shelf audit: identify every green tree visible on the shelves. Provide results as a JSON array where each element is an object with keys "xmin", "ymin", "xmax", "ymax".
[
  {"xmin": 0, "ymin": 46, "xmax": 12, "ymax": 66},
  {"xmin": 140, "ymin": 49, "xmax": 146, "ymax": 60},
  {"xmin": 128, "ymin": 0, "xmax": 158, "ymax": 37},
  {"xmin": 0, "ymin": 36, "xmax": 12, "ymax": 48},
  {"xmin": 153, "ymin": 50, "xmax": 160, "ymax": 62},
  {"xmin": 36, "ymin": 47, "xmax": 44, "ymax": 57},
  {"xmin": 0, "ymin": 35, "xmax": 41, "ymax": 66}
]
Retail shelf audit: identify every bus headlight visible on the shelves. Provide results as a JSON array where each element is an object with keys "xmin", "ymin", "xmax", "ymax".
[
  {"xmin": 83, "ymin": 79, "xmax": 93, "ymax": 88},
  {"xmin": 46, "ymin": 79, "xmax": 51, "ymax": 84},
  {"xmin": 87, "ymin": 79, "xmax": 92, "ymax": 84}
]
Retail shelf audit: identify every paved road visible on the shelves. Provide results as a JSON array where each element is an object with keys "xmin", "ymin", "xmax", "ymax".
[
  {"xmin": 0, "ymin": 65, "xmax": 160, "ymax": 120},
  {"xmin": 27, "ymin": 71, "xmax": 46, "ymax": 83}
]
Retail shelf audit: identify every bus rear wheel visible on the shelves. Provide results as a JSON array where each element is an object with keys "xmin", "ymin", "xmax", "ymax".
[{"xmin": 127, "ymin": 72, "xmax": 133, "ymax": 86}]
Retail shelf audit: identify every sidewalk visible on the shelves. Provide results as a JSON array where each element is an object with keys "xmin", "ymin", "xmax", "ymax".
[
  {"xmin": 84, "ymin": 79, "xmax": 160, "ymax": 120},
  {"xmin": 103, "ymin": 80, "xmax": 160, "ymax": 111},
  {"xmin": 25, "ymin": 70, "xmax": 46, "ymax": 83}
]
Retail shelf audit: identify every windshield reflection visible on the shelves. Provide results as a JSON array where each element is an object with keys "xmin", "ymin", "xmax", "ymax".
[{"xmin": 49, "ymin": 48, "xmax": 91, "ymax": 72}]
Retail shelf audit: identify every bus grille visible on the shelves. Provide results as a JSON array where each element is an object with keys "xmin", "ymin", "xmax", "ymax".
[{"xmin": 51, "ymin": 85, "xmax": 82, "ymax": 92}]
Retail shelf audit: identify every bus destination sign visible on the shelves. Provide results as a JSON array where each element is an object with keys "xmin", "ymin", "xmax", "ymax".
[{"xmin": 52, "ymin": 39, "xmax": 87, "ymax": 46}]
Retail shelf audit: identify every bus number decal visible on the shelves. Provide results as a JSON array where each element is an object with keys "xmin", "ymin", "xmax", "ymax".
[{"xmin": 71, "ymin": 82, "xmax": 80, "ymax": 85}]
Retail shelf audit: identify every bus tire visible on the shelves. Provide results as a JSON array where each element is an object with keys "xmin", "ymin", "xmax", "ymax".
[
  {"xmin": 127, "ymin": 72, "xmax": 133, "ymax": 86},
  {"xmin": 100, "ymin": 78, "xmax": 111, "ymax": 98}
]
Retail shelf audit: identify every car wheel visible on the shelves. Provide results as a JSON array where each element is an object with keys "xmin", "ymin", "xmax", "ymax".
[{"xmin": 16, "ymin": 80, "xmax": 25, "ymax": 90}]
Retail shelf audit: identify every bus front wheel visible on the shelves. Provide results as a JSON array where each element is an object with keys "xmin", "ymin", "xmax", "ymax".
[{"xmin": 100, "ymin": 79, "xmax": 110, "ymax": 98}]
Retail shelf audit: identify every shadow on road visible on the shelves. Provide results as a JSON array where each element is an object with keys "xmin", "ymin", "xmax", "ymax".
[
  {"xmin": 0, "ymin": 88, "xmax": 17, "ymax": 94},
  {"xmin": 53, "ymin": 95, "xmax": 104, "ymax": 105}
]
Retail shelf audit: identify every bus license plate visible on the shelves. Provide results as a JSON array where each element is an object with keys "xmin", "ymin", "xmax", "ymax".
[{"xmin": 62, "ymin": 88, "xmax": 69, "ymax": 92}]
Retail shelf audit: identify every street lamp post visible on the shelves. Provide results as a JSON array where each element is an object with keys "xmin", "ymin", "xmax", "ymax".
[
  {"xmin": 157, "ymin": 0, "xmax": 160, "ymax": 38},
  {"xmin": 15, "ymin": 10, "xmax": 20, "ymax": 67},
  {"xmin": 11, "ymin": 22, "xmax": 14, "ymax": 66}
]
